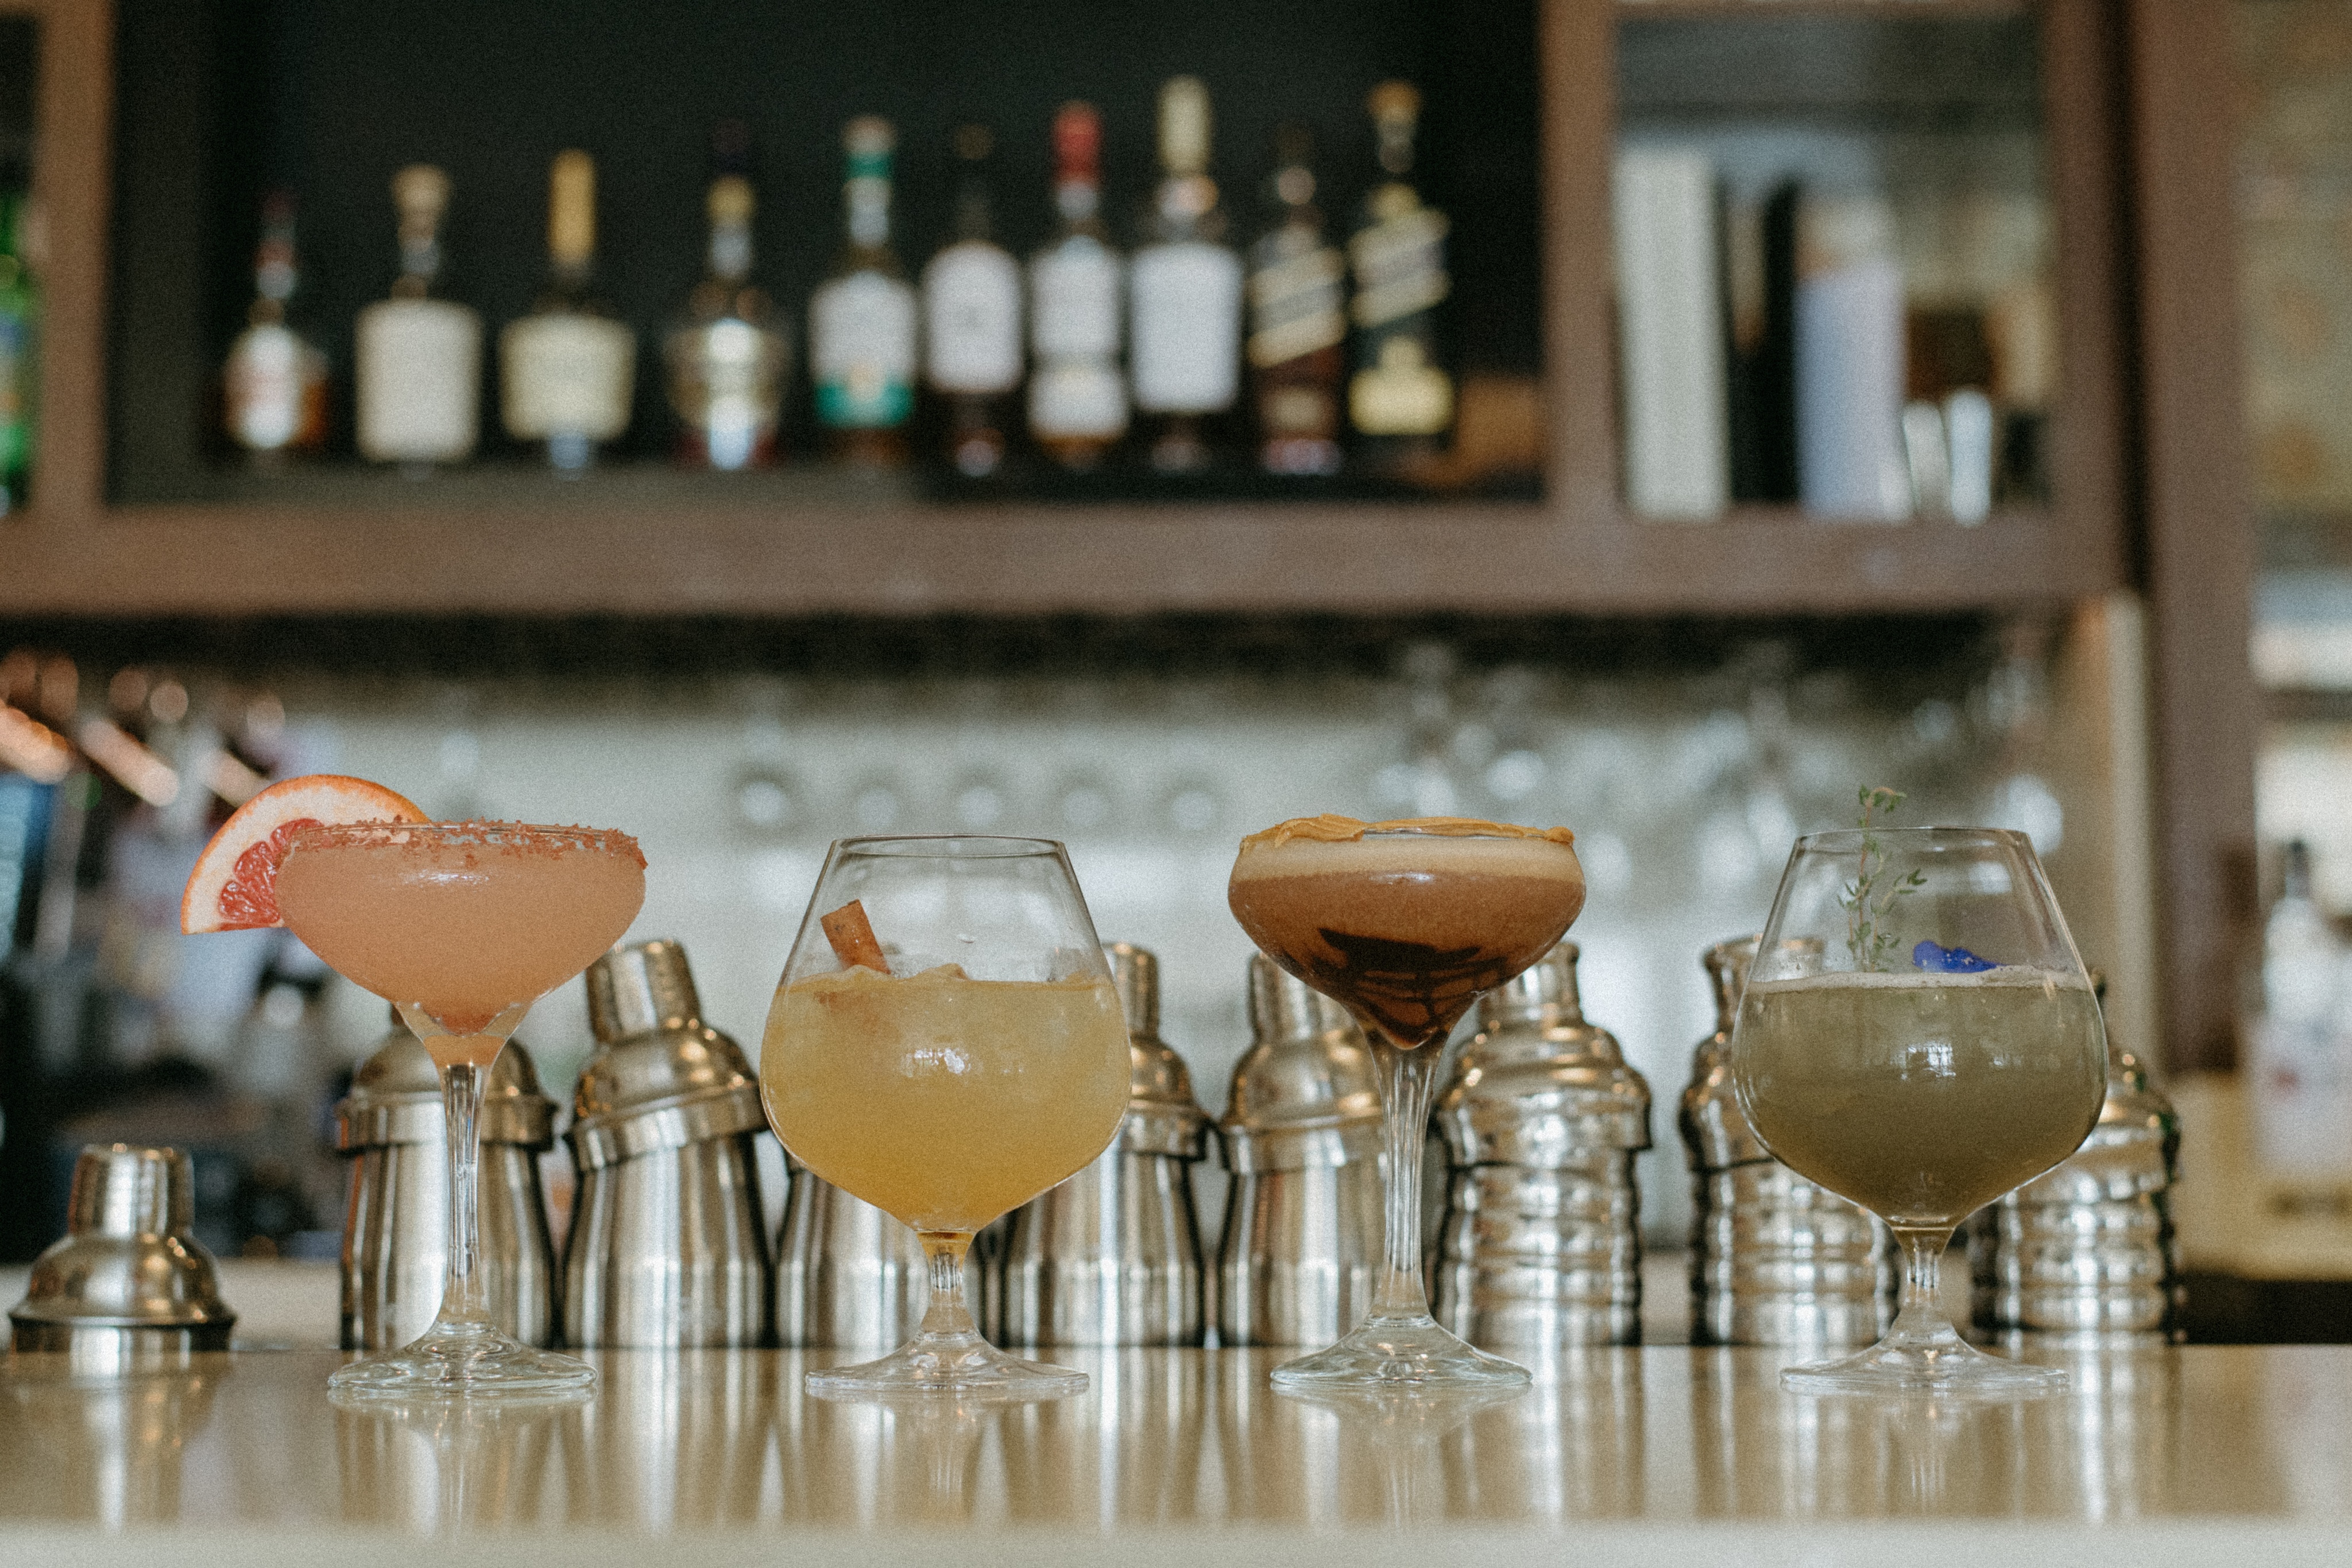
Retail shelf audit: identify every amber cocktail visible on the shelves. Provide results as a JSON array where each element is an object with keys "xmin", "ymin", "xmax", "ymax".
[
  {"xmin": 1228, "ymin": 814, "xmax": 1585, "ymax": 1391},
  {"xmin": 276, "ymin": 820, "xmax": 644, "ymax": 1397}
]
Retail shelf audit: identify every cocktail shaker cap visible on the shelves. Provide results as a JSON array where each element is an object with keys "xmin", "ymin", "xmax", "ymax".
[
  {"xmin": 1221, "ymin": 954, "xmax": 1381, "ymax": 1174},
  {"xmin": 1105, "ymin": 943, "xmax": 1209, "ymax": 1158},
  {"xmin": 1442, "ymin": 942, "xmax": 1648, "ymax": 1164},
  {"xmin": 335, "ymin": 1009, "xmax": 555, "ymax": 1150},
  {"xmin": 569, "ymin": 940, "xmax": 765, "ymax": 1171},
  {"xmin": 10, "ymin": 1145, "xmax": 235, "ymax": 1344},
  {"xmin": 1703, "ymin": 935, "xmax": 1760, "ymax": 1032}
]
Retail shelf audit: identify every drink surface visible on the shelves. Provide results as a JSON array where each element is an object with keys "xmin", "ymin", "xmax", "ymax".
[
  {"xmin": 274, "ymin": 826, "xmax": 644, "ymax": 1062},
  {"xmin": 1229, "ymin": 828, "xmax": 1585, "ymax": 1047},
  {"xmin": 1736, "ymin": 969, "xmax": 2105, "ymax": 1228},
  {"xmin": 763, "ymin": 965, "xmax": 1129, "ymax": 1234}
]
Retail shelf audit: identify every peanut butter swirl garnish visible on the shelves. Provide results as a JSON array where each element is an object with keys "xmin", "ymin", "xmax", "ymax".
[{"xmin": 1237, "ymin": 814, "xmax": 1577, "ymax": 851}]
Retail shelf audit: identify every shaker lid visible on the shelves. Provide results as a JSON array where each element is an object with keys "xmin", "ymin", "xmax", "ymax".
[
  {"xmin": 1105, "ymin": 942, "xmax": 1208, "ymax": 1157},
  {"xmin": 569, "ymin": 940, "xmax": 766, "ymax": 1170},
  {"xmin": 1221, "ymin": 954, "xmax": 1380, "ymax": 1168},
  {"xmin": 1441, "ymin": 942, "xmax": 1649, "ymax": 1162},
  {"xmin": 9, "ymin": 1145, "xmax": 235, "ymax": 1329},
  {"xmin": 336, "ymin": 1007, "xmax": 556, "ymax": 1149},
  {"xmin": 1702, "ymin": 935, "xmax": 1760, "ymax": 1033}
]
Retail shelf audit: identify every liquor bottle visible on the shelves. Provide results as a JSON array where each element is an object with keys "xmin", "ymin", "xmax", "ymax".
[
  {"xmin": 922, "ymin": 124, "xmax": 1022, "ymax": 478},
  {"xmin": 354, "ymin": 165, "xmax": 482, "ymax": 470},
  {"xmin": 1247, "ymin": 125, "xmax": 1345, "ymax": 476},
  {"xmin": 223, "ymin": 191, "xmax": 328, "ymax": 462},
  {"xmin": 810, "ymin": 116, "xmax": 917, "ymax": 464},
  {"xmin": 1348, "ymin": 82, "xmax": 1454, "ymax": 479},
  {"xmin": 1129, "ymin": 76, "xmax": 1243, "ymax": 474},
  {"xmin": 1027, "ymin": 102, "xmax": 1127, "ymax": 471},
  {"xmin": 0, "ymin": 164, "xmax": 37, "ymax": 512},
  {"xmin": 665, "ymin": 121, "xmax": 788, "ymax": 470},
  {"xmin": 499, "ymin": 150, "xmax": 635, "ymax": 473}
]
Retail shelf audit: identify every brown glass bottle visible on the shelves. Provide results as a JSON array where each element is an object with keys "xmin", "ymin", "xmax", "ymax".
[{"xmin": 1248, "ymin": 125, "xmax": 1345, "ymax": 476}]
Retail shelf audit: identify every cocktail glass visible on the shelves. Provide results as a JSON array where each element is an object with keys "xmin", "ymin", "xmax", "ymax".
[
  {"xmin": 1227, "ymin": 816, "xmax": 1587, "ymax": 1391},
  {"xmin": 1730, "ymin": 827, "xmax": 2107, "ymax": 1395},
  {"xmin": 274, "ymin": 820, "xmax": 645, "ymax": 1397},
  {"xmin": 761, "ymin": 836, "xmax": 1132, "ymax": 1398}
]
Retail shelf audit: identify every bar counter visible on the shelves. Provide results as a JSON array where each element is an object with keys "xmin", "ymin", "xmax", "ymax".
[{"xmin": 0, "ymin": 1344, "xmax": 2342, "ymax": 1566}]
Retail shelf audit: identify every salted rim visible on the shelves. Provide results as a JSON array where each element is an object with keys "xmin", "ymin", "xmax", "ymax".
[
  {"xmin": 286, "ymin": 819, "xmax": 645, "ymax": 866},
  {"xmin": 1237, "ymin": 814, "xmax": 1576, "ymax": 851}
]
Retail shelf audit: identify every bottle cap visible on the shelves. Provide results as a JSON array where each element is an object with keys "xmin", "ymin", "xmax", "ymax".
[
  {"xmin": 392, "ymin": 165, "xmax": 449, "ymax": 226},
  {"xmin": 548, "ymin": 149, "xmax": 595, "ymax": 266},
  {"xmin": 707, "ymin": 175, "xmax": 754, "ymax": 226},
  {"xmin": 1158, "ymin": 76, "xmax": 1212, "ymax": 176},
  {"xmin": 1053, "ymin": 102, "xmax": 1101, "ymax": 183},
  {"xmin": 844, "ymin": 115, "xmax": 895, "ymax": 177}
]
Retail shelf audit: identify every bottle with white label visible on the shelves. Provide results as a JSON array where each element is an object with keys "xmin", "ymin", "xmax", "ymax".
[
  {"xmin": 665, "ymin": 119, "xmax": 788, "ymax": 470},
  {"xmin": 811, "ymin": 116, "xmax": 917, "ymax": 466},
  {"xmin": 922, "ymin": 124, "xmax": 1022, "ymax": 478},
  {"xmin": 1028, "ymin": 101, "xmax": 1126, "ymax": 471},
  {"xmin": 1348, "ymin": 82, "xmax": 1454, "ymax": 480},
  {"xmin": 354, "ymin": 165, "xmax": 481, "ymax": 470},
  {"xmin": 500, "ymin": 150, "xmax": 636, "ymax": 473},
  {"xmin": 1130, "ymin": 76, "xmax": 1243, "ymax": 474},
  {"xmin": 1248, "ymin": 125, "xmax": 1345, "ymax": 477},
  {"xmin": 223, "ymin": 190, "xmax": 328, "ymax": 463}
]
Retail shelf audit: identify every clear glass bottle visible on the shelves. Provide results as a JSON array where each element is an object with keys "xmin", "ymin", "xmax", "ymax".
[
  {"xmin": 810, "ymin": 116, "xmax": 918, "ymax": 466},
  {"xmin": 1129, "ymin": 76, "xmax": 1243, "ymax": 474},
  {"xmin": 1247, "ymin": 125, "xmax": 1345, "ymax": 477},
  {"xmin": 666, "ymin": 121, "xmax": 788, "ymax": 471},
  {"xmin": 223, "ymin": 190, "xmax": 328, "ymax": 463},
  {"xmin": 922, "ymin": 123, "xmax": 1023, "ymax": 478},
  {"xmin": 354, "ymin": 165, "xmax": 482, "ymax": 470},
  {"xmin": 499, "ymin": 150, "xmax": 636, "ymax": 473},
  {"xmin": 0, "ymin": 162, "xmax": 38, "ymax": 512},
  {"xmin": 1348, "ymin": 82, "xmax": 1455, "ymax": 479},
  {"xmin": 1027, "ymin": 102, "xmax": 1127, "ymax": 471}
]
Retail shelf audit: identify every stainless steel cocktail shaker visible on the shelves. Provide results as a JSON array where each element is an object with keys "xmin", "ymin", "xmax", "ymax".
[
  {"xmin": 1970, "ymin": 976, "xmax": 2184, "ymax": 1339},
  {"xmin": 10, "ymin": 1144, "xmax": 236, "ymax": 1372},
  {"xmin": 1433, "ymin": 942, "xmax": 1650, "ymax": 1348},
  {"xmin": 1216, "ymin": 953, "xmax": 1383, "ymax": 1346},
  {"xmin": 1680, "ymin": 936, "xmax": 1894, "ymax": 1346},
  {"xmin": 338, "ymin": 1016, "xmax": 560, "ymax": 1350},
  {"xmin": 1000, "ymin": 942, "xmax": 1210, "ymax": 1346},
  {"xmin": 564, "ymin": 940, "xmax": 771, "ymax": 1348},
  {"xmin": 773, "ymin": 1163, "xmax": 991, "ymax": 1346}
]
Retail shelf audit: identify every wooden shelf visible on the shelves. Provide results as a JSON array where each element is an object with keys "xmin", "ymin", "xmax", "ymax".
[{"xmin": 0, "ymin": 497, "xmax": 2115, "ymax": 618}]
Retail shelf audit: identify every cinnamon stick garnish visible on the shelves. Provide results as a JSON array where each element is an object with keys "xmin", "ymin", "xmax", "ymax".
[{"xmin": 820, "ymin": 899, "xmax": 891, "ymax": 974}]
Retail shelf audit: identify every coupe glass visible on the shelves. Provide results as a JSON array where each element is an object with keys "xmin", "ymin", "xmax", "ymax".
[
  {"xmin": 1730, "ymin": 827, "xmax": 2107, "ymax": 1395},
  {"xmin": 1227, "ymin": 817, "xmax": 1586, "ymax": 1391},
  {"xmin": 760, "ymin": 836, "xmax": 1131, "ymax": 1397},
  {"xmin": 274, "ymin": 820, "xmax": 645, "ymax": 1397}
]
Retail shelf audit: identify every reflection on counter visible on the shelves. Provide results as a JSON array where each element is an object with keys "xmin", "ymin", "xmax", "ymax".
[{"xmin": 0, "ymin": 1345, "xmax": 2321, "ymax": 1530}]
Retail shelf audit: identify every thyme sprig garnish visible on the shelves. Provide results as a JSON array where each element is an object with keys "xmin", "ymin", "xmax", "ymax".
[{"xmin": 1842, "ymin": 785, "xmax": 1925, "ymax": 971}]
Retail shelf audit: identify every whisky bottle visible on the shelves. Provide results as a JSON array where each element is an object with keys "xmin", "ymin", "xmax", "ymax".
[
  {"xmin": 1247, "ymin": 125, "xmax": 1345, "ymax": 476},
  {"xmin": 1129, "ymin": 76, "xmax": 1243, "ymax": 474},
  {"xmin": 810, "ymin": 116, "xmax": 918, "ymax": 464},
  {"xmin": 665, "ymin": 121, "xmax": 788, "ymax": 470},
  {"xmin": 1027, "ymin": 101, "xmax": 1127, "ymax": 471},
  {"xmin": 922, "ymin": 124, "xmax": 1022, "ymax": 478},
  {"xmin": 223, "ymin": 190, "xmax": 328, "ymax": 462},
  {"xmin": 0, "ymin": 164, "xmax": 37, "ymax": 512},
  {"xmin": 354, "ymin": 165, "xmax": 482, "ymax": 469},
  {"xmin": 500, "ymin": 150, "xmax": 636, "ymax": 473},
  {"xmin": 1348, "ymin": 82, "xmax": 1454, "ymax": 479}
]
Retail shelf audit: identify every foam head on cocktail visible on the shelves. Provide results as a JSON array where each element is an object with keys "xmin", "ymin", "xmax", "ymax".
[{"xmin": 1225, "ymin": 814, "xmax": 1585, "ymax": 1395}]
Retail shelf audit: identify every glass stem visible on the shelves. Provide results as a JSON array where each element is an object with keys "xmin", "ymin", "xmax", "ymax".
[
  {"xmin": 1368, "ymin": 1037, "xmax": 1442, "ymax": 1322},
  {"xmin": 438, "ymin": 1061, "xmax": 490, "ymax": 1330},
  {"xmin": 918, "ymin": 1231, "xmax": 976, "ymax": 1339},
  {"xmin": 1887, "ymin": 1224, "xmax": 1961, "ymax": 1346}
]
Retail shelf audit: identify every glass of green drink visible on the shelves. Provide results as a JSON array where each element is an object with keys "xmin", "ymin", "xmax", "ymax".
[{"xmin": 1731, "ymin": 825, "xmax": 2107, "ymax": 1396}]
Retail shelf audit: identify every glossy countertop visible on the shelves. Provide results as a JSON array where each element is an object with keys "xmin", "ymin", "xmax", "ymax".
[{"xmin": 0, "ymin": 1344, "xmax": 2345, "ymax": 1566}]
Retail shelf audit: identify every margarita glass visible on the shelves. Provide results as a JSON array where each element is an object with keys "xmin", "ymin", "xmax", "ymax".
[
  {"xmin": 275, "ymin": 819, "xmax": 644, "ymax": 1397},
  {"xmin": 761, "ymin": 836, "xmax": 1130, "ymax": 1397},
  {"xmin": 1227, "ymin": 815, "xmax": 1586, "ymax": 1391}
]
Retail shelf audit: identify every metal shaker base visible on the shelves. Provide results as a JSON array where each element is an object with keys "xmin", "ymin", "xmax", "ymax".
[
  {"xmin": 9, "ymin": 1319, "xmax": 233, "ymax": 1376},
  {"xmin": 1268, "ymin": 1312, "xmax": 1533, "ymax": 1392}
]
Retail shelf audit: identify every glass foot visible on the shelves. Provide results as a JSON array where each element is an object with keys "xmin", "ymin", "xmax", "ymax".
[
  {"xmin": 1271, "ymin": 1313, "xmax": 1533, "ymax": 1393},
  {"xmin": 807, "ymin": 1326, "xmax": 1086, "ymax": 1401},
  {"xmin": 329, "ymin": 1319, "xmax": 594, "ymax": 1400},
  {"xmin": 1782, "ymin": 1323, "xmax": 2065, "ymax": 1398}
]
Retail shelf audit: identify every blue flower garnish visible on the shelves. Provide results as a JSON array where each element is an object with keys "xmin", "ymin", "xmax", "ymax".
[{"xmin": 1912, "ymin": 940, "xmax": 1995, "ymax": 973}]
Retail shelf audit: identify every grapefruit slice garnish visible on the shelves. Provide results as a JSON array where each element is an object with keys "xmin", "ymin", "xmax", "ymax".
[{"xmin": 181, "ymin": 773, "xmax": 424, "ymax": 934}]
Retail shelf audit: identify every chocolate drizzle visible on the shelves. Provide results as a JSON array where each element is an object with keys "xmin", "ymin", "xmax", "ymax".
[{"xmin": 1281, "ymin": 926, "xmax": 1519, "ymax": 1048}]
